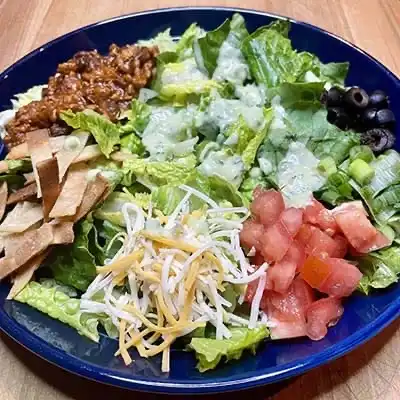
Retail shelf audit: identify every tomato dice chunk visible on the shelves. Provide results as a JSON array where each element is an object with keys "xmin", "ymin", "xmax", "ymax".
[
  {"xmin": 240, "ymin": 220, "xmax": 265, "ymax": 252},
  {"xmin": 306, "ymin": 298, "xmax": 344, "ymax": 340},
  {"xmin": 251, "ymin": 189, "xmax": 285, "ymax": 227},
  {"xmin": 266, "ymin": 240, "xmax": 306, "ymax": 293},
  {"xmin": 280, "ymin": 207, "xmax": 304, "ymax": 237},
  {"xmin": 264, "ymin": 277, "xmax": 315, "ymax": 339},
  {"xmin": 261, "ymin": 221, "xmax": 292, "ymax": 262},
  {"xmin": 333, "ymin": 201, "xmax": 377, "ymax": 251},
  {"xmin": 319, "ymin": 258, "xmax": 362, "ymax": 297}
]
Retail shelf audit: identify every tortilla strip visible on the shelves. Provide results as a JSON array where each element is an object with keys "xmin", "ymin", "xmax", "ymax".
[
  {"xmin": 0, "ymin": 161, "xmax": 9, "ymax": 174},
  {"xmin": 72, "ymin": 144, "xmax": 102, "ymax": 163},
  {"xmin": 51, "ymin": 221, "xmax": 75, "ymax": 244},
  {"xmin": 26, "ymin": 129, "xmax": 53, "ymax": 198},
  {"xmin": 0, "ymin": 223, "xmax": 53, "ymax": 280},
  {"xmin": 7, "ymin": 249, "xmax": 50, "ymax": 300},
  {"xmin": 7, "ymin": 135, "xmax": 67, "ymax": 160},
  {"xmin": 0, "ymin": 221, "xmax": 77, "ymax": 280},
  {"xmin": 0, "ymin": 182, "xmax": 7, "ymax": 221},
  {"xmin": 110, "ymin": 151, "xmax": 134, "ymax": 162},
  {"xmin": 0, "ymin": 202, "xmax": 43, "ymax": 233},
  {"xmin": 73, "ymin": 174, "xmax": 109, "ymax": 222},
  {"xmin": 49, "ymin": 163, "xmax": 89, "ymax": 218},
  {"xmin": 7, "ymin": 183, "xmax": 37, "ymax": 205},
  {"xmin": 56, "ymin": 131, "xmax": 90, "ymax": 182},
  {"xmin": 37, "ymin": 157, "xmax": 60, "ymax": 220}
]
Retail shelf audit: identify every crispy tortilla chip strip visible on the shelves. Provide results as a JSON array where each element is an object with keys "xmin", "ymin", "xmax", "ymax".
[
  {"xmin": 0, "ymin": 161, "xmax": 9, "ymax": 174},
  {"xmin": 7, "ymin": 250, "xmax": 50, "ymax": 300},
  {"xmin": 26, "ymin": 129, "xmax": 53, "ymax": 198},
  {"xmin": 51, "ymin": 221, "xmax": 75, "ymax": 244},
  {"xmin": 49, "ymin": 163, "xmax": 89, "ymax": 218},
  {"xmin": 72, "ymin": 144, "xmax": 102, "ymax": 164},
  {"xmin": 110, "ymin": 152, "xmax": 134, "ymax": 162},
  {"xmin": 37, "ymin": 158, "xmax": 60, "ymax": 220},
  {"xmin": 7, "ymin": 183, "xmax": 37, "ymax": 205},
  {"xmin": 0, "ymin": 202, "xmax": 43, "ymax": 233},
  {"xmin": 0, "ymin": 223, "xmax": 54, "ymax": 280},
  {"xmin": 7, "ymin": 136, "xmax": 67, "ymax": 160},
  {"xmin": 57, "ymin": 131, "xmax": 90, "ymax": 182},
  {"xmin": 73, "ymin": 174, "xmax": 109, "ymax": 222},
  {"xmin": 0, "ymin": 182, "xmax": 7, "ymax": 221}
]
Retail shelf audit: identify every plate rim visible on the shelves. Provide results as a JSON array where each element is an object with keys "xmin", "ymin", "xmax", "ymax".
[{"xmin": 0, "ymin": 6, "xmax": 399, "ymax": 394}]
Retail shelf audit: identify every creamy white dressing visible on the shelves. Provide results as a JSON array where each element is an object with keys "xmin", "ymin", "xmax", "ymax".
[
  {"xmin": 161, "ymin": 58, "xmax": 209, "ymax": 85},
  {"xmin": 198, "ymin": 150, "xmax": 244, "ymax": 187},
  {"xmin": 277, "ymin": 142, "xmax": 326, "ymax": 207},
  {"xmin": 235, "ymin": 84, "xmax": 266, "ymax": 107},
  {"xmin": 206, "ymin": 98, "xmax": 264, "ymax": 133},
  {"xmin": 142, "ymin": 106, "xmax": 198, "ymax": 161}
]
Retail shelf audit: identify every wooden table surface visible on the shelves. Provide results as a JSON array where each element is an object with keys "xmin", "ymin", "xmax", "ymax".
[{"xmin": 0, "ymin": 0, "xmax": 399, "ymax": 399}]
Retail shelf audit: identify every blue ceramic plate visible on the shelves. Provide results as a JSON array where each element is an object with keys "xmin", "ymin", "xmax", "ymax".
[{"xmin": 0, "ymin": 7, "xmax": 399, "ymax": 395}]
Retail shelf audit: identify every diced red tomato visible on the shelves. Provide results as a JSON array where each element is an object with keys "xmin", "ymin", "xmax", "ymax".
[
  {"xmin": 300, "ymin": 256, "xmax": 362, "ymax": 297},
  {"xmin": 269, "ymin": 320, "xmax": 308, "ymax": 340},
  {"xmin": 333, "ymin": 201, "xmax": 377, "ymax": 251},
  {"xmin": 291, "ymin": 240, "xmax": 306, "ymax": 272},
  {"xmin": 306, "ymin": 298, "xmax": 344, "ymax": 340},
  {"xmin": 261, "ymin": 221, "xmax": 292, "ymax": 262},
  {"xmin": 331, "ymin": 234, "xmax": 349, "ymax": 258},
  {"xmin": 356, "ymin": 231, "xmax": 391, "ymax": 253},
  {"xmin": 304, "ymin": 199, "xmax": 325, "ymax": 225},
  {"xmin": 251, "ymin": 189, "xmax": 285, "ymax": 227},
  {"xmin": 304, "ymin": 198, "xmax": 338, "ymax": 235},
  {"xmin": 300, "ymin": 255, "xmax": 332, "ymax": 289},
  {"xmin": 280, "ymin": 207, "xmax": 304, "ymax": 237},
  {"xmin": 263, "ymin": 277, "xmax": 315, "ymax": 339},
  {"xmin": 319, "ymin": 258, "xmax": 363, "ymax": 297},
  {"xmin": 240, "ymin": 220, "xmax": 265, "ymax": 252},
  {"xmin": 296, "ymin": 224, "xmax": 314, "ymax": 247},
  {"xmin": 297, "ymin": 224, "xmax": 339, "ymax": 258}
]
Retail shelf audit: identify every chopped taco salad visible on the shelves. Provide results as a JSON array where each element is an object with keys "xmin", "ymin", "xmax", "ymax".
[{"xmin": 0, "ymin": 14, "xmax": 399, "ymax": 373}]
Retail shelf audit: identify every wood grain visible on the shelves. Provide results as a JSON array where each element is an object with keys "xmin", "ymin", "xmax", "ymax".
[{"xmin": 0, "ymin": 1, "xmax": 399, "ymax": 399}]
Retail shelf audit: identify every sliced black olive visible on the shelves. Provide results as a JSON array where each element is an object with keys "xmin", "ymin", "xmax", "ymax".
[
  {"xmin": 361, "ymin": 128, "xmax": 395, "ymax": 152},
  {"xmin": 369, "ymin": 90, "xmax": 389, "ymax": 109},
  {"xmin": 361, "ymin": 108, "xmax": 378, "ymax": 129},
  {"xmin": 344, "ymin": 87, "xmax": 369, "ymax": 110},
  {"xmin": 375, "ymin": 109, "xmax": 396, "ymax": 130},
  {"xmin": 327, "ymin": 107, "xmax": 351, "ymax": 130},
  {"xmin": 322, "ymin": 87, "xmax": 344, "ymax": 107}
]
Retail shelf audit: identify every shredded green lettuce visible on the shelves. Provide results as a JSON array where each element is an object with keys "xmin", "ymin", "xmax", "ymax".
[
  {"xmin": 188, "ymin": 326, "xmax": 268, "ymax": 372},
  {"xmin": 356, "ymin": 246, "xmax": 400, "ymax": 294},
  {"xmin": 14, "ymin": 281, "xmax": 100, "ymax": 342},
  {"xmin": 122, "ymin": 154, "xmax": 197, "ymax": 188},
  {"xmin": 50, "ymin": 218, "xmax": 98, "ymax": 291},
  {"xmin": 61, "ymin": 109, "xmax": 120, "ymax": 157}
]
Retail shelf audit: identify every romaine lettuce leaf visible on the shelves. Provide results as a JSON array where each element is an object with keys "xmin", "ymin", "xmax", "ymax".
[
  {"xmin": 188, "ymin": 326, "xmax": 268, "ymax": 372},
  {"xmin": 50, "ymin": 218, "xmax": 97, "ymax": 291},
  {"xmin": 14, "ymin": 281, "xmax": 100, "ymax": 342},
  {"xmin": 159, "ymin": 58, "xmax": 221, "ymax": 104},
  {"xmin": 207, "ymin": 175, "xmax": 247, "ymax": 207},
  {"xmin": 176, "ymin": 23, "xmax": 205, "ymax": 60},
  {"xmin": 87, "ymin": 158, "xmax": 123, "ymax": 189},
  {"xmin": 356, "ymin": 245, "xmax": 400, "ymax": 294},
  {"xmin": 120, "ymin": 133, "xmax": 146, "ymax": 156},
  {"xmin": 194, "ymin": 18, "xmax": 231, "ymax": 76},
  {"xmin": 94, "ymin": 191, "xmax": 151, "ymax": 226},
  {"xmin": 138, "ymin": 29, "xmax": 177, "ymax": 53},
  {"xmin": 10, "ymin": 85, "xmax": 46, "ymax": 109},
  {"xmin": 242, "ymin": 26, "xmax": 314, "ymax": 88},
  {"xmin": 212, "ymin": 14, "xmax": 250, "ymax": 86},
  {"xmin": 122, "ymin": 155, "xmax": 197, "ymax": 188},
  {"xmin": 151, "ymin": 186, "xmax": 185, "ymax": 216},
  {"xmin": 119, "ymin": 99, "xmax": 151, "ymax": 135},
  {"xmin": 61, "ymin": 109, "xmax": 119, "ymax": 157}
]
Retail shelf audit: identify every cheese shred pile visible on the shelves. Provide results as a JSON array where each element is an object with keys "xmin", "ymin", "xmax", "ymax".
[{"xmin": 80, "ymin": 185, "xmax": 269, "ymax": 372}]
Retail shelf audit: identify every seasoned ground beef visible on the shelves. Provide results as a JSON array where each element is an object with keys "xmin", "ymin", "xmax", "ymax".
[{"xmin": 5, "ymin": 44, "xmax": 158, "ymax": 148}]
